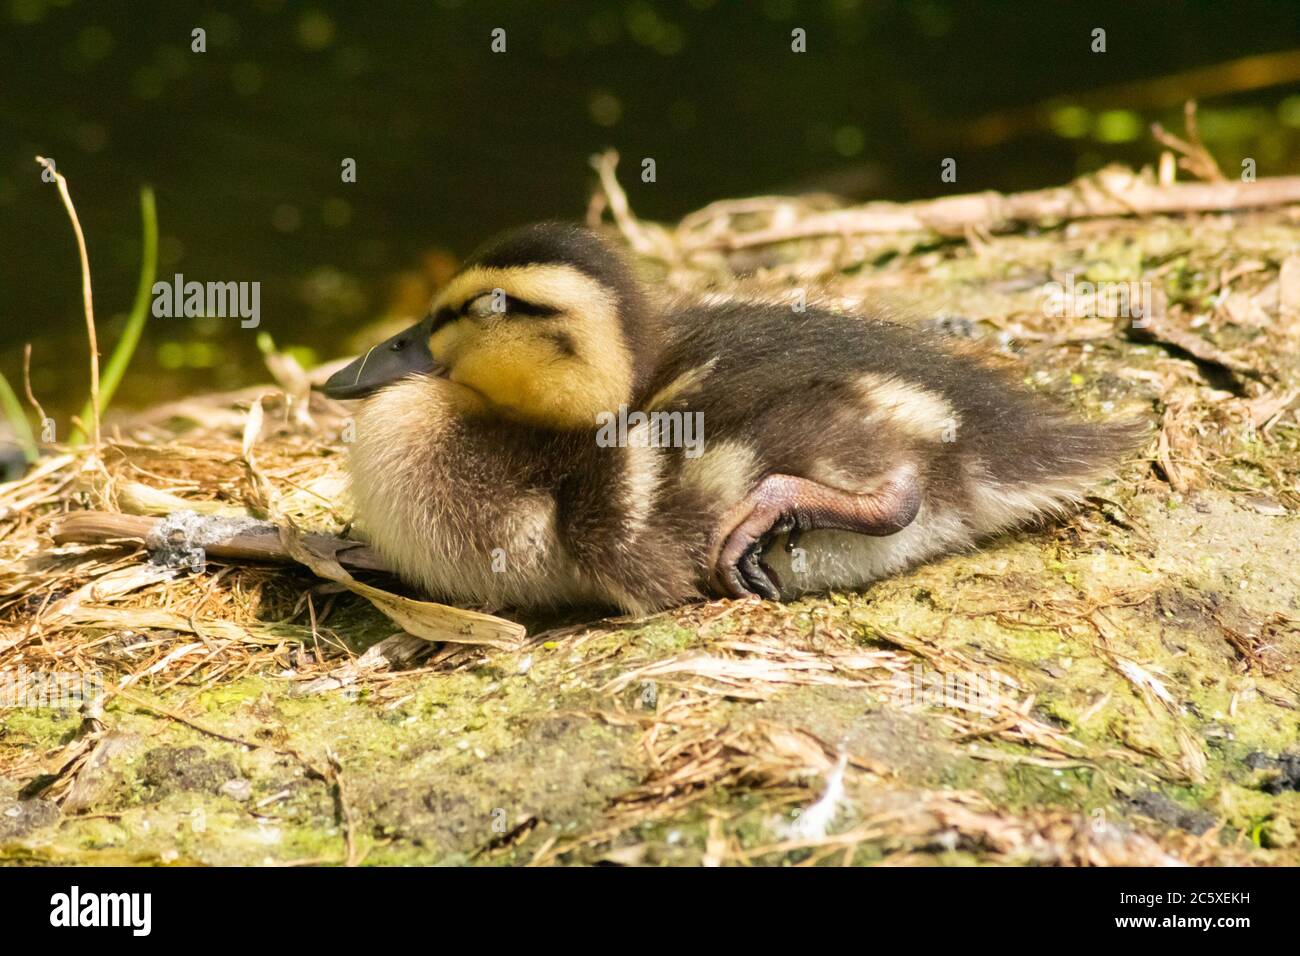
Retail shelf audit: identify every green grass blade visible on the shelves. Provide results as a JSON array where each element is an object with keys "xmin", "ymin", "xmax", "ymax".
[
  {"xmin": 0, "ymin": 371, "xmax": 39, "ymax": 463},
  {"xmin": 71, "ymin": 185, "xmax": 158, "ymax": 446}
]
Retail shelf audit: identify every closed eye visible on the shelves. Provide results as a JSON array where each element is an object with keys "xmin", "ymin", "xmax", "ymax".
[{"xmin": 462, "ymin": 291, "xmax": 560, "ymax": 319}]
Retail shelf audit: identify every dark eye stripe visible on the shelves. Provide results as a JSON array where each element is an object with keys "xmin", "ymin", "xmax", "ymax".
[
  {"xmin": 429, "ymin": 306, "xmax": 457, "ymax": 331},
  {"xmin": 506, "ymin": 297, "xmax": 561, "ymax": 317}
]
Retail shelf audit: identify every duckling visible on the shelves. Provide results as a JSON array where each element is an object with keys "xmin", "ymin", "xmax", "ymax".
[{"xmin": 323, "ymin": 222, "xmax": 1143, "ymax": 615}]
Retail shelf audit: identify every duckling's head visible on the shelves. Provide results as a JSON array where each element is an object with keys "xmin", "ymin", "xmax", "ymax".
[{"xmin": 324, "ymin": 222, "xmax": 654, "ymax": 429}]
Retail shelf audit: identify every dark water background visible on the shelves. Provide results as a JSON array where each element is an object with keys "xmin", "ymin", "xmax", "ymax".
[{"xmin": 2, "ymin": 0, "xmax": 1298, "ymax": 420}]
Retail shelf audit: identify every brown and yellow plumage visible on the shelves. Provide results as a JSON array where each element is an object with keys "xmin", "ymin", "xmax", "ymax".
[{"xmin": 325, "ymin": 222, "xmax": 1145, "ymax": 615}]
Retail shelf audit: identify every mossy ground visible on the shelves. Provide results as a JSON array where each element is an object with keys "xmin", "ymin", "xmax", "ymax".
[{"xmin": 2, "ymin": 195, "xmax": 1299, "ymax": 866}]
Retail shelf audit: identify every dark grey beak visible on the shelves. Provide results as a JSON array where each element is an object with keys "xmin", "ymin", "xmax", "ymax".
[{"xmin": 321, "ymin": 318, "xmax": 440, "ymax": 399}]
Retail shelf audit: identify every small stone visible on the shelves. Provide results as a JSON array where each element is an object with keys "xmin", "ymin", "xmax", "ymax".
[
  {"xmin": 219, "ymin": 778, "xmax": 254, "ymax": 801},
  {"xmin": 1245, "ymin": 495, "xmax": 1287, "ymax": 517},
  {"xmin": 1261, "ymin": 816, "xmax": 1296, "ymax": 849}
]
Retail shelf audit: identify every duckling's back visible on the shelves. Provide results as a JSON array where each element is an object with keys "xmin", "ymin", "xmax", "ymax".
[{"xmin": 643, "ymin": 299, "xmax": 1144, "ymax": 596}]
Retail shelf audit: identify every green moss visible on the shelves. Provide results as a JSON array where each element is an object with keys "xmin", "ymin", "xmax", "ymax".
[{"xmin": 0, "ymin": 707, "xmax": 82, "ymax": 747}]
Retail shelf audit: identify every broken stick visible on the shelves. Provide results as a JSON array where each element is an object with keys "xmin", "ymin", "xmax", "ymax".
[
  {"xmin": 48, "ymin": 511, "xmax": 528, "ymax": 649},
  {"xmin": 51, "ymin": 511, "xmax": 390, "ymax": 573}
]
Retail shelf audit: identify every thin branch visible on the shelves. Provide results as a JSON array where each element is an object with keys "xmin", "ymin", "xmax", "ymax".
[
  {"xmin": 1150, "ymin": 100, "xmax": 1225, "ymax": 182},
  {"xmin": 22, "ymin": 344, "xmax": 47, "ymax": 436},
  {"xmin": 35, "ymin": 157, "xmax": 100, "ymax": 450},
  {"xmin": 589, "ymin": 150, "xmax": 681, "ymax": 263},
  {"xmin": 683, "ymin": 172, "xmax": 1300, "ymax": 251}
]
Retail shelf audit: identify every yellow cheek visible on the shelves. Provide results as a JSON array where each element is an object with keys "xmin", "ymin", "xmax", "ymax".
[
  {"xmin": 431, "ymin": 321, "xmax": 631, "ymax": 429},
  {"xmin": 428, "ymin": 320, "xmax": 466, "ymax": 366},
  {"xmin": 451, "ymin": 333, "xmax": 555, "ymax": 415}
]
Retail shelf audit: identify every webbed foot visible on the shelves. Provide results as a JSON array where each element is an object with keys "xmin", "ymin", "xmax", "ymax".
[{"xmin": 708, "ymin": 465, "xmax": 921, "ymax": 601}]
